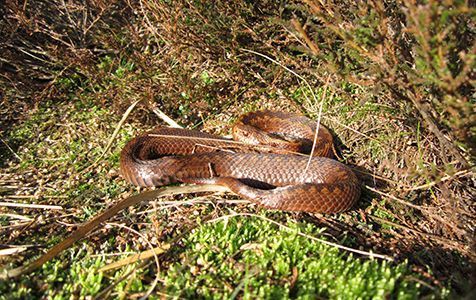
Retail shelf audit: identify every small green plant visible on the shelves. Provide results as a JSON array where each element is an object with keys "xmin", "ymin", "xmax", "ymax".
[{"xmin": 161, "ymin": 215, "xmax": 445, "ymax": 299}]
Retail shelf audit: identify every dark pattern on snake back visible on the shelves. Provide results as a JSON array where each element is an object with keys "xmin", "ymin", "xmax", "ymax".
[{"xmin": 120, "ymin": 111, "xmax": 360, "ymax": 213}]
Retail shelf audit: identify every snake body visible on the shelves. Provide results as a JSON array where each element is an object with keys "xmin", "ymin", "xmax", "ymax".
[{"xmin": 120, "ymin": 111, "xmax": 360, "ymax": 213}]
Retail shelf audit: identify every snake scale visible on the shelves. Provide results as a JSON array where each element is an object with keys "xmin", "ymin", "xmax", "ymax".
[{"xmin": 120, "ymin": 110, "xmax": 360, "ymax": 213}]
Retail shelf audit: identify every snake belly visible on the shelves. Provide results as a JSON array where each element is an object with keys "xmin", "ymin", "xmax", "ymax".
[{"xmin": 120, "ymin": 111, "xmax": 360, "ymax": 213}]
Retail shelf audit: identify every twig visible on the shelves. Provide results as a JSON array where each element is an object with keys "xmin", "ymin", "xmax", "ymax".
[
  {"xmin": 322, "ymin": 115, "xmax": 382, "ymax": 144},
  {"xmin": 136, "ymin": 197, "xmax": 249, "ymax": 215},
  {"xmin": 0, "ymin": 223, "xmax": 32, "ymax": 230},
  {"xmin": 369, "ymin": 215, "xmax": 470, "ymax": 254},
  {"xmin": 240, "ymin": 49, "xmax": 319, "ymax": 104},
  {"xmin": 138, "ymin": 0, "xmax": 169, "ymax": 47},
  {"xmin": 0, "ymin": 137, "xmax": 21, "ymax": 161},
  {"xmin": 388, "ymin": 86, "xmax": 469, "ymax": 168},
  {"xmin": 148, "ymin": 133, "xmax": 307, "ymax": 156},
  {"xmin": 0, "ymin": 202, "xmax": 63, "ymax": 210},
  {"xmin": 0, "ymin": 213, "xmax": 33, "ymax": 221},
  {"xmin": 351, "ymin": 168, "xmax": 400, "ymax": 186},
  {"xmin": 0, "ymin": 246, "xmax": 28, "ymax": 256},
  {"xmin": 0, "ymin": 184, "xmax": 229, "ymax": 279},
  {"xmin": 103, "ymin": 222, "xmax": 161, "ymax": 300},
  {"xmin": 303, "ymin": 76, "xmax": 331, "ymax": 179},
  {"xmin": 148, "ymin": 133, "xmax": 237, "ymax": 144},
  {"xmin": 364, "ymin": 186, "xmax": 424, "ymax": 210},
  {"xmin": 81, "ymin": 100, "xmax": 141, "ymax": 174},
  {"xmin": 241, "ymin": 48, "xmax": 331, "ymax": 181},
  {"xmin": 402, "ymin": 169, "xmax": 474, "ymax": 191},
  {"xmin": 98, "ymin": 243, "xmax": 170, "ymax": 272},
  {"xmin": 151, "ymin": 106, "xmax": 183, "ymax": 128},
  {"xmin": 5, "ymin": 195, "xmax": 68, "ymax": 199},
  {"xmin": 90, "ymin": 252, "xmax": 137, "ymax": 258},
  {"xmin": 291, "ymin": 18, "xmax": 319, "ymax": 55},
  {"xmin": 94, "ymin": 260, "xmax": 151, "ymax": 299}
]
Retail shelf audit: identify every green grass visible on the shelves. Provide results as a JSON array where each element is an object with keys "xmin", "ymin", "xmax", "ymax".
[
  {"xmin": 164, "ymin": 215, "xmax": 438, "ymax": 299},
  {"xmin": 0, "ymin": 214, "xmax": 448, "ymax": 299},
  {"xmin": 1, "ymin": 245, "xmax": 146, "ymax": 299},
  {"xmin": 2, "ymin": 99, "xmax": 136, "ymax": 228}
]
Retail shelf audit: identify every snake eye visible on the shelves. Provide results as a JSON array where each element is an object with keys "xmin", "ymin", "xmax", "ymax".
[{"xmin": 240, "ymin": 131, "xmax": 248, "ymax": 136}]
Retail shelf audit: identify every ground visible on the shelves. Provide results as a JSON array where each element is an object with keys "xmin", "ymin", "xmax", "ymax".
[{"xmin": 0, "ymin": 1, "xmax": 474, "ymax": 299}]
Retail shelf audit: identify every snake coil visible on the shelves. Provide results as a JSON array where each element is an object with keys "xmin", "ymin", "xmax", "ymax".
[{"xmin": 120, "ymin": 110, "xmax": 360, "ymax": 213}]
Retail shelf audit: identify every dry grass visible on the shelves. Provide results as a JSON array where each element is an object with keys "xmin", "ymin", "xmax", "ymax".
[{"xmin": 0, "ymin": 0, "xmax": 474, "ymax": 297}]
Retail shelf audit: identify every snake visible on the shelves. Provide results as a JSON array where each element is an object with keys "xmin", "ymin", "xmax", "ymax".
[{"xmin": 120, "ymin": 110, "xmax": 360, "ymax": 213}]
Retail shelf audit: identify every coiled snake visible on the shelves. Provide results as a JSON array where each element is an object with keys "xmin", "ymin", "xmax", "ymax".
[{"xmin": 120, "ymin": 111, "xmax": 360, "ymax": 213}]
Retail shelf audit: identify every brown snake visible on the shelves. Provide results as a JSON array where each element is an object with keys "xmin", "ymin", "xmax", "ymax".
[{"xmin": 120, "ymin": 111, "xmax": 360, "ymax": 213}]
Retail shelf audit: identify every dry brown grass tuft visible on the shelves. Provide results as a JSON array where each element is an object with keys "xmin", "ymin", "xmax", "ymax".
[{"xmin": 0, "ymin": 0, "xmax": 133, "ymax": 129}]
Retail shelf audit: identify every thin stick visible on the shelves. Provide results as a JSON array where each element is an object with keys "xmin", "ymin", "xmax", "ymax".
[
  {"xmin": 0, "ymin": 184, "xmax": 229, "ymax": 279},
  {"xmin": 369, "ymin": 215, "xmax": 468, "ymax": 251},
  {"xmin": 0, "ymin": 213, "xmax": 33, "ymax": 221},
  {"xmin": 0, "ymin": 223, "xmax": 32, "ymax": 230},
  {"xmin": 138, "ymin": 0, "xmax": 168, "ymax": 48},
  {"xmin": 5, "ymin": 195, "xmax": 68, "ymax": 199},
  {"xmin": 0, "ymin": 247, "xmax": 28, "ymax": 256},
  {"xmin": 0, "ymin": 137, "xmax": 21, "ymax": 161},
  {"xmin": 136, "ymin": 198, "xmax": 250, "ymax": 214},
  {"xmin": 98, "ymin": 244, "xmax": 170, "ymax": 272},
  {"xmin": 241, "ymin": 49, "xmax": 319, "ymax": 103},
  {"xmin": 148, "ymin": 134, "xmax": 307, "ymax": 156},
  {"xmin": 364, "ymin": 185, "xmax": 425, "ymax": 210},
  {"xmin": 291, "ymin": 18, "xmax": 320, "ymax": 55},
  {"xmin": 241, "ymin": 48, "xmax": 330, "ymax": 181},
  {"xmin": 402, "ymin": 169, "xmax": 473, "ymax": 191},
  {"xmin": 148, "ymin": 133, "xmax": 237, "ymax": 144},
  {"xmin": 351, "ymin": 168, "xmax": 400, "ymax": 186},
  {"xmin": 103, "ymin": 222, "xmax": 161, "ymax": 300},
  {"xmin": 323, "ymin": 115, "xmax": 381, "ymax": 143},
  {"xmin": 0, "ymin": 202, "xmax": 63, "ymax": 210},
  {"xmin": 82, "ymin": 100, "xmax": 141, "ymax": 174},
  {"xmin": 389, "ymin": 86, "xmax": 469, "ymax": 168},
  {"xmin": 151, "ymin": 107, "xmax": 183, "ymax": 128},
  {"xmin": 208, "ymin": 213, "xmax": 394, "ymax": 261},
  {"xmin": 303, "ymin": 76, "xmax": 331, "ymax": 179},
  {"xmin": 93, "ymin": 260, "xmax": 150, "ymax": 299}
]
